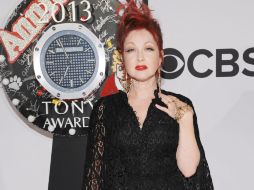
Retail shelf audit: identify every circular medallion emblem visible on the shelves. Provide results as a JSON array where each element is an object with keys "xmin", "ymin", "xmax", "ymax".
[{"xmin": 0, "ymin": 0, "xmax": 125, "ymax": 136}]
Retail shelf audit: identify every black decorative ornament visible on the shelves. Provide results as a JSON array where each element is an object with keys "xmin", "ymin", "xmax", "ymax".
[{"xmin": 0, "ymin": 0, "xmax": 123, "ymax": 136}]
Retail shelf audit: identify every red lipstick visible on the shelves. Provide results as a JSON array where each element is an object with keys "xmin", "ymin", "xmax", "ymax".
[{"xmin": 135, "ymin": 65, "xmax": 147, "ymax": 71}]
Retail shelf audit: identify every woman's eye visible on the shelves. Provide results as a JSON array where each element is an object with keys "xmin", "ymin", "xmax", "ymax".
[
  {"xmin": 146, "ymin": 47, "xmax": 154, "ymax": 51},
  {"xmin": 125, "ymin": 48, "xmax": 134, "ymax": 53}
]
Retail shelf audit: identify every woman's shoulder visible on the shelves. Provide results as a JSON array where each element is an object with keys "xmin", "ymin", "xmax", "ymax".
[
  {"xmin": 92, "ymin": 90, "xmax": 123, "ymax": 110},
  {"xmin": 100, "ymin": 90, "xmax": 123, "ymax": 103},
  {"xmin": 95, "ymin": 89, "xmax": 193, "ymax": 107}
]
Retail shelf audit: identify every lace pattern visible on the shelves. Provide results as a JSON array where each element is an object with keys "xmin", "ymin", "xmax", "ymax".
[
  {"xmin": 83, "ymin": 88, "xmax": 214, "ymax": 190},
  {"xmin": 83, "ymin": 99, "xmax": 106, "ymax": 190}
]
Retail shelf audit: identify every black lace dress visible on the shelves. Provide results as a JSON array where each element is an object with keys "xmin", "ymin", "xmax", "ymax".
[{"xmin": 83, "ymin": 86, "xmax": 214, "ymax": 190}]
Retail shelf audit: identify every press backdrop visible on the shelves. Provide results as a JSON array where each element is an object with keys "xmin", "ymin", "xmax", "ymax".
[{"xmin": 1, "ymin": 0, "xmax": 254, "ymax": 189}]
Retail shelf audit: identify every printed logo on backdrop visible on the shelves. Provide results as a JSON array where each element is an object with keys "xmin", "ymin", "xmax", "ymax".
[
  {"xmin": 162, "ymin": 48, "xmax": 254, "ymax": 79},
  {"xmin": 0, "ymin": 0, "xmax": 131, "ymax": 136}
]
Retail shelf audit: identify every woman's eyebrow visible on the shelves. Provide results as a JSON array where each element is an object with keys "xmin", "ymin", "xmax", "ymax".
[
  {"xmin": 145, "ymin": 41, "xmax": 155, "ymax": 45},
  {"xmin": 125, "ymin": 41, "xmax": 135, "ymax": 45}
]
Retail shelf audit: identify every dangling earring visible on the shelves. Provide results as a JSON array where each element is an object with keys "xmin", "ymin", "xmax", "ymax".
[
  {"xmin": 128, "ymin": 77, "xmax": 133, "ymax": 94},
  {"xmin": 123, "ymin": 68, "xmax": 127, "ymax": 93},
  {"xmin": 157, "ymin": 66, "xmax": 162, "ymax": 94},
  {"xmin": 124, "ymin": 68, "xmax": 132, "ymax": 93}
]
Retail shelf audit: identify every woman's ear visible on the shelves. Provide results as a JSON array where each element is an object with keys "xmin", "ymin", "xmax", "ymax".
[
  {"xmin": 159, "ymin": 50, "xmax": 164, "ymax": 66},
  {"xmin": 120, "ymin": 54, "xmax": 124, "ymax": 63},
  {"xmin": 119, "ymin": 50, "xmax": 123, "ymax": 61},
  {"xmin": 160, "ymin": 50, "xmax": 164, "ymax": 58}
]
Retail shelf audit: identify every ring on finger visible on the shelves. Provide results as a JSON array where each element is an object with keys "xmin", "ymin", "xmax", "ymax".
[
  {"xmin": 167, "ymin": 100, "xmax": 172, "ymax": 104},
  {"xmin": 169, "ymin": 99, "xmax": 176, "ymax": 103},
  {"xmin": 172, "ymin": 97, "xmax": 177, "ymax": 101},
  {"xmin": 167, "ymin": 99, "xmax": 174, "ymax": 106}
]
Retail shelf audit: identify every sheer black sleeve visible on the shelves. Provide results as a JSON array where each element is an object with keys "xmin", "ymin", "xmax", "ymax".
[
  {"xmin": 83, "ymin": 98, "xmax": 106, "ymax": 190},
  {"xmin": 179, "ymin": 97, "xmax": 214, "ymax": 190}
]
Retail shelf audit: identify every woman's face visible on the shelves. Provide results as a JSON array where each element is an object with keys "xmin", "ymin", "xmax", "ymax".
[{"xmin": 122, "ymin": 28, "xmax": 163, "ymax": 82}]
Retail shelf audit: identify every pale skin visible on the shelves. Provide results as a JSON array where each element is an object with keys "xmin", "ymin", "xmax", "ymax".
[{"xmin": 122, "ymin": 28, "xmax": 200, "ymax": 178}]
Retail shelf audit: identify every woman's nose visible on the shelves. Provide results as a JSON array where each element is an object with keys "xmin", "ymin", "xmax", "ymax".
[{"xmin": 137, "ymin": 51, "xmax": 144, "ymax": 62}]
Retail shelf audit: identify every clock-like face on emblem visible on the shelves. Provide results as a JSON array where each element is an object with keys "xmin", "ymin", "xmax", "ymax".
[
  {"xmin": 33, "ymin": 23, "xmax": 106, "ymax": 100},
  {"xmin": 45, "ymin": 33, "xmax": 96, "ymax": 89}
]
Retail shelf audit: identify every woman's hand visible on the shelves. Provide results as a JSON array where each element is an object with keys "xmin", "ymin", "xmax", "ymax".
[
  {"xmin": 155, "ymin": 92, "xmax": 194, "ymax": 123},
  {"xmin": 156, "ymin": 92, "xmax": 200, "ymax": 177}
]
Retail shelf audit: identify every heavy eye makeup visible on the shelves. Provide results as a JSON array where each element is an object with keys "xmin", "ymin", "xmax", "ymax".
[
  {"xmin": 124, "ymin": 43, "xmax": 156, "ymax": 53},
  {"xmin": 125, "ymin": 47, "xmax": 154, "ymax": 53},
  {"xmin": 124, "ymin": 47, "xmax": 135, "ymax": 53},
  {"xmin": 146, "ymin": 47, "xmax": 154, "ymax": 51},
  {"xmin": 145, "ymin": 43, "xmax": 155, "ymax": 51}
]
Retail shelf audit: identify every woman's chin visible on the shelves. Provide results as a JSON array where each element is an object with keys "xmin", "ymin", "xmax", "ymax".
[{"xmin": 131, "ymin": 74, "xmax": 156, "ymax": 82}]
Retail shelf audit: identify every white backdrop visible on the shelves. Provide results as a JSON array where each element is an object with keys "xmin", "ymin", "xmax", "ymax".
[{"xmin": 1, "ymin": 0, "xmax": 254, "ymax": 189}]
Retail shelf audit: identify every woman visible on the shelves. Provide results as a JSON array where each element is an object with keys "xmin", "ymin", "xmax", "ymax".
[{"xmin": 83, "ymin": 1, "xmax": 214, "ymax": 189}]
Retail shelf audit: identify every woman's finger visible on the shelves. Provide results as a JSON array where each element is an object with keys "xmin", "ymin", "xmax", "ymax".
[
  {"xmin": 159, "ymin": 93, "xmax": 171, "ymax": 105},
  {"xmin": 155, "ymin": 104, "xmax": 170, "ymax": 115},
  {"xmin": 159, "ymin": 93, "xmax": 176, "ymax": 107}
]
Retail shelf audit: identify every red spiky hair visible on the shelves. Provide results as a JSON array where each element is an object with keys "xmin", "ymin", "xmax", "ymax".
[{"xmin": 116, "ymin": 0, "xmax": 163, "ymax": 57}]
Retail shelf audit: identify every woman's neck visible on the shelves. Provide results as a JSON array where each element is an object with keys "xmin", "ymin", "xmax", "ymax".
[{"xmin": 128, "ymin": 77, "xmax": 157, "ymax": 100}]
